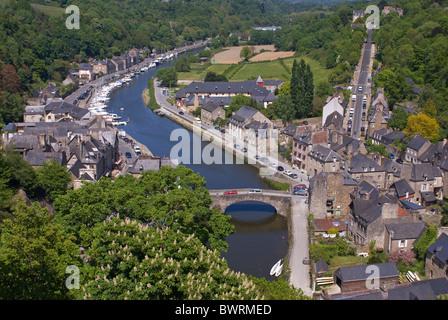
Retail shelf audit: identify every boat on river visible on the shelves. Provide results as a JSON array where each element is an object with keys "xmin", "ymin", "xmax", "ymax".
[{"xmin": 270, "ymin": 259, "xmax": 284, "ymax": 277}]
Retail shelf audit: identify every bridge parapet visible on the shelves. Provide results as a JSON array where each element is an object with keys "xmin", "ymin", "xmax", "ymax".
[{"xmin": 209, "ymin": 189, "xmax": 292, "ymax": 217}]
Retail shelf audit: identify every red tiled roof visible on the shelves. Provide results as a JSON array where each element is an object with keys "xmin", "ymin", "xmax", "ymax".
[{"xmin": 313, "ymin": 218, "xmax": 347, "ymax": 232}]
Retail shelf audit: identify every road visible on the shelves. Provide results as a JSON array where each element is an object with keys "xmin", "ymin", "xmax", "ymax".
[
  {"xmin": 351, "ymin": 29, "xmax": 373, "ymax": 140},
  {"xmin": 288, "ymin": 195, "xmax": 312, "ymax": 297}
]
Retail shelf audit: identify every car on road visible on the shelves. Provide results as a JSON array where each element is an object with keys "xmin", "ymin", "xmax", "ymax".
[
  {"xmin": 224, "ymin": 190, "xmax": 238, "ymax": 195},
  {"xmin": 248, "ymin": 189, "xmax": 262, "ymax": 194},
  {"xmin": 294, "ymin": 184, "xmax": 307, "ymax": 189},
  {"xmin": 293, "ymin": 189, "xmax": 307, "ymax": 196},
  {"xmin": 302, "ymin": 257, "xmax": 311, "ymax": 265},
  {"xmin": 234, "ymin": 144, "xmax": 240, "ymax": 150},
  {"xmin": 389, "ymin": 153, "xmax": 395, "ymax": 159},
  {"xmin": 259, "ymin": 157, "xmax": 269, "ymax": 163},
  {"xmin": 194, "ymin": 117, "xmax": 201, "ymax": 124},
  {"xmin": 277, "ymin": 166, "xmax": 284, "ymax": 172},
  {"xmin": 283, "ymin": 170, "xmax": 292, "ymax": 176},
  {"xmin": 125, "ymin": 152, "xmax": 132, "ymax": 158},
  {"xmin": 396, "ymin": 158, "xmax": 403, "ymax": 164},
  {"xmin": 358, "ymin": 86, "xmax": 363, "ymax": 92},
  {"xmin": 289, "ymin": 173, "xmax": 298, "ymax": 179},
  {"xmin": 242, "ymin": 147, "xmax": 247, "ymax": 153},
  {"xmin": 179, "ymin": 111, "xmax": 184, "ymax": 115}
]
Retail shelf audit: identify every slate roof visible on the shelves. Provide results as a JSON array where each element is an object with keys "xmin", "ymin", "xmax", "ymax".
[
  {"xmin": 421, "ymin": 191, "xmax": 436, "ymax": 202},
  {"xmin": 382, "ymin": 131, "xmax": 406, "ymax": 145},
  {"xmin": 175, "ymin": 80, "xmax": 277, "ymax": 104},
  {"xmin": 427, "ymin": 233, "xmax": 448, "ymax": 268},
  {"xmin": 201, "ymin": 100, "xmax": 221, "ymax": 113},
  {"xmin": 308, "ymin": 144, "xmax": 341, "ymax": 163},
  {"xmin": 385, "ymin": 222, "xmax": 426, "ymax": 240},
  {"xmin": 128, "ymin": 159, "xmax": 161, "ymax": 174},
  {"xmin": 407, "ymin": 135, "xmax": 429, "ymax": 151},
  {"xmin": 391, "ymin": 179, "xmax": 415, "ymax": 198},
  {"xmin": 24, "ymin": 151, "xmax": 66, "ymax": 167},
  {"xmin": 387, "ymin": 278, "xmax": 448, "ymax": 300},
  {"xmin": 293, "ymin": 130, "xmax": 312, "ymax": 145},
  {"xmin": 45, "ymin": 101, "xmax": 90, "ymax": 120},
  {"xmin": 334, "ymin": 262, "xmax": 399, "ymax": 282},
  {"xmin": 281, "ymin": 124, "xmax": 297, "ymax": 137},
  {"xmin": 229, "ymin": 105, "xmax": 260, "ymax": 127},
  {"xmin": 324, "ymin": 111, "xmax": 344, "ymax": 128},
  {"xmin": 314, "ymin": 259, "xmax": 330, "ymax": 274},
  {"xmin": 410, "ymin": 163, "xmax": 442, "ymax": 182},
  {"xmin": 342, "ymin": 172, "xmax": 358, "ymax": 186},
  {"xmin": 418, "ymin": 142, "xmax": 442, "ymax": 163},
  {"xmin": 399, "ymin": 200, "xmax": 425, "ymax": 211},
  {"xmin": 348, "ymin": 154, "xmax": 385, "ymax": 173}
]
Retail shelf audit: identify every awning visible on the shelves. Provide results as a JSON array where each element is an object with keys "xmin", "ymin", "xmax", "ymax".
[{"xmin": 421, "ymin": 192, "xmax": 436, "ymax": 202}]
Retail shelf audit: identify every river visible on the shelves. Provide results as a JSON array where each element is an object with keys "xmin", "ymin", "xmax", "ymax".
[{"xmin": 104, "ymin": 50, "xmax": 288, "ymax": 279}]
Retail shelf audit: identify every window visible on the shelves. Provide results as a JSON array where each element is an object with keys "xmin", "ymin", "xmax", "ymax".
[{"xmin": 399, "ymin": 240, "xmax": 407, "ymax": 248}]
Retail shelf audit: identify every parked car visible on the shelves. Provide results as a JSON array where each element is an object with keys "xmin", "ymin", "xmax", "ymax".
[
  {"xmin": 289, "ymin": 173, "xmax": 298, "ymax": 179},
  {"xmin": 277, "ymin": 166, "xmax": 284, "ymax": 172},
  {"xmin": 396, "ymin": 158, "xmax": 403, "ymax": 164},
  {"xmin": 293, "ymin": 189, "xmax": 307, "ymax": 196},
  {"xmin": 224, "ymin": 190, "xmax": 238, "ymax": 195},
  {"xmin": 302, "ymin": 257, "xmax": 311, "ymax": 265},
  {"xmin": 259, "ymin": 157, "xmax": 269, "ymax": 163},
  {"xmin": 283, "ymin": 170, "xmax": 292, "ymax": 175},
  {"xmin": 248, "ymin": 189, "xmax": 262, "ymax": 194},
  {"xmin": 294, "ymin": 184, "xmax": 307, "ymax": 189},
  {"xmin": 389, "ymin": 153, "xmax": 395, "ymax": 159},
  {"xmin": 179, "ymin": 111, "xmax": 184, "ymax": 115},
  {"xmin": 125, "ymin": 152, "xmax": 132, "ymax": 158}
]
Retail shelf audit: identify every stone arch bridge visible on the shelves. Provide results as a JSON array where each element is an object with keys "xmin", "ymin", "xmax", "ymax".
[{"xmin": 208, "ymin": 189, "xmax": 293, "ymax": 217}]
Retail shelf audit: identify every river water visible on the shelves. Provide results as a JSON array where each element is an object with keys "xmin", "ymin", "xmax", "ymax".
[{"xmin": 104, "ymin": 50, "xmax": 288, "ymax": 279}]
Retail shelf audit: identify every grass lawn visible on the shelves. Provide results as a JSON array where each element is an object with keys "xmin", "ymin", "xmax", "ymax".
[
  {"xmin": 328, "ymin": 255, "xmax": 368, "ymax": 273},
  {"xmin": 178, "ymin": 56, "xmax": 330, "ymax": 85},
  {"xmin": 30, "ymin": 3, "xmax": 66, "ymax": 18}
]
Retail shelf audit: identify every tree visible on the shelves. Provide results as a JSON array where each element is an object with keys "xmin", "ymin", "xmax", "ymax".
[
  {"xmin": 388, "ymin": 249, "xmax": 416, "ymax": 267},
  {"xmin": 35, "ymin": 159, "xmax": 72, "ymax": 202},
  {"xmin": 0, "ymin": 201, "xmax": 81, "ymax": 299},
  {"xmin": 54, "ymin": 166, "xmax": 234, "ymax": 252},
  {"xmin": 240, "ymin": 46, "xmax": 252, "ymax": 61},
  {"xmin": 155, "ymin": 67, "xmax": 178, "ymax": 87},
  {"xmin": 404, "ymin": 113, "xmax": 440, "ymax": 142},
  {"xmin": 388, "ymin": 105, "xmax": 409, "ymax": 130},
  {"xmin": 272, "ymin": 94, "xmax": 295, "ymax": 124},
  {"xmin": 422, "ymin": 98, "xmax": 437, "ymax": 117},
  {"xmin": 413, "ymin": 226, "xmax": 438, "ymax": 261},
  {"xmin": 227, "ymin": 94, "xmax": 258, "ymax": 118},
  {"xmin": 204, "ymin": 71, "xmax": 228, "ymax": 82},
  {"xmin": 290, "ymin": 59, "xmax": 314, "ymax": 119},
  {"xmin": 173, "ymin": 55, "xmax": 190, "ymax": 73},
  {"xmin": 71, "ymin": 216, "xmax": 262, "ymax": 300}
]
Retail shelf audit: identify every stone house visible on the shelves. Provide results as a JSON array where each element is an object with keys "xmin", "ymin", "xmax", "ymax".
[
  {"xmin": 307, "ymin": 144, "xmax": 342, "ymax": 177},
  {"xmin": 384, "ymin": 222, "xmax": 426, "ymax": 254},
  {"xmin": 348, "ymin": 194, "xmax": 417, "ymax": 249},
  {"xmin": 426, "ymin": 233, "xmax": 448, "ymax": 280},
  {"xmin": 313, "ymin": 218, "xmax": 347, "ymax": 237},
  {"xmin": 43, "ymin": 101, "xmax": 90, "ymax": 122},
  {"xmin": 409, "ymin": 163, "xmax": 443, "ymax": 206},
  {"xmin": 79, "ymin": 63, "xmax": 94, "ymax": 81},
  {"xmin": 389, "ymin": 179, "xmax": 415, "ymax": 202},
  {"xmin": 405, "ymin": 135, "xmax": 432, "ymax": 164},
  {"xmin": 200, "ymin": 100, "xmax": 224, "ymax": 127},
  {"xmin": 321, "ymin": 97, "xmax": 344, "ymax": 127},
  {"xmin": 334, "ymin": 262, "xmax": 399, "ymax": 293},
  {"xmin": 92, "ymin": 60, "xmax": 115, "ymax": 75},
  {"xmin": 308, "ymin": 171, "xmax": 358, "ymax": 218},
  {"xmin": 347, "ymin": 153, "xmax": 387, "ymax": 190},
  {"xmin": 292, "ymin": 130, "xmax": 328, "ymax": 174}
]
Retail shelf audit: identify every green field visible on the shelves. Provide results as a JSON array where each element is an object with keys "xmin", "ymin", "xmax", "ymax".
[
  {"xmin": 30, "ymin": 3, "xmax": 66, "ymax": 18},
  {"xmin": 178, "ymin": 56, "xmax": 329, "ymax": 85}
]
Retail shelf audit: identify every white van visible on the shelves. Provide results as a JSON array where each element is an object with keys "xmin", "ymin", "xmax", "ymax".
[
  {"xmin": 248, "ymin": 189, "xmax": 262, "ymax": 194},
  {"xmin": 352, "ymin": 95, "xmax": 356, "ymax": 102},
  {"xmin": 363, "ymin": 95, "xmax": 367, "ymax": 102}
]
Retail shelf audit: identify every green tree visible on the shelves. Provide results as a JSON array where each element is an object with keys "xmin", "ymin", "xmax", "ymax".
[
  {"xmin": 414, "ymin": 226, "xmax": 438, "ymax": 261},
  {"xmin": 272, "ymin": 94, "xmax": 295, "ymax": 124},
  {"xmin": 422, "ymin": 98, "xmax": 437, "ymax": 117},
  {"xmin": 240, "ymin": 46, "xmax": 252, "ymax": 61},
  {"xmin": 54, "ymin": 166, "xmax": 234, "ymax": 252},
  {"xmin": 71, "ymin": 216, "xmax": 262, "ymax": 300},
  {"xmin": 204, "ymin": 71, "xmax": 228, "ymax": 82},
  {"xmin": 155, "ymin": 67, "xmax": 178, "ymax": 87},
  {"xmin": 35, "ymin": 159, "xmax": 72, "ymax": 202},
  {"xmin": 0, "ymin": 201, "xmax": 81, "ymax": 299},
  {"xmin": 388, "ymin": 105, "xmax": 409, "ymax": 131}
]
